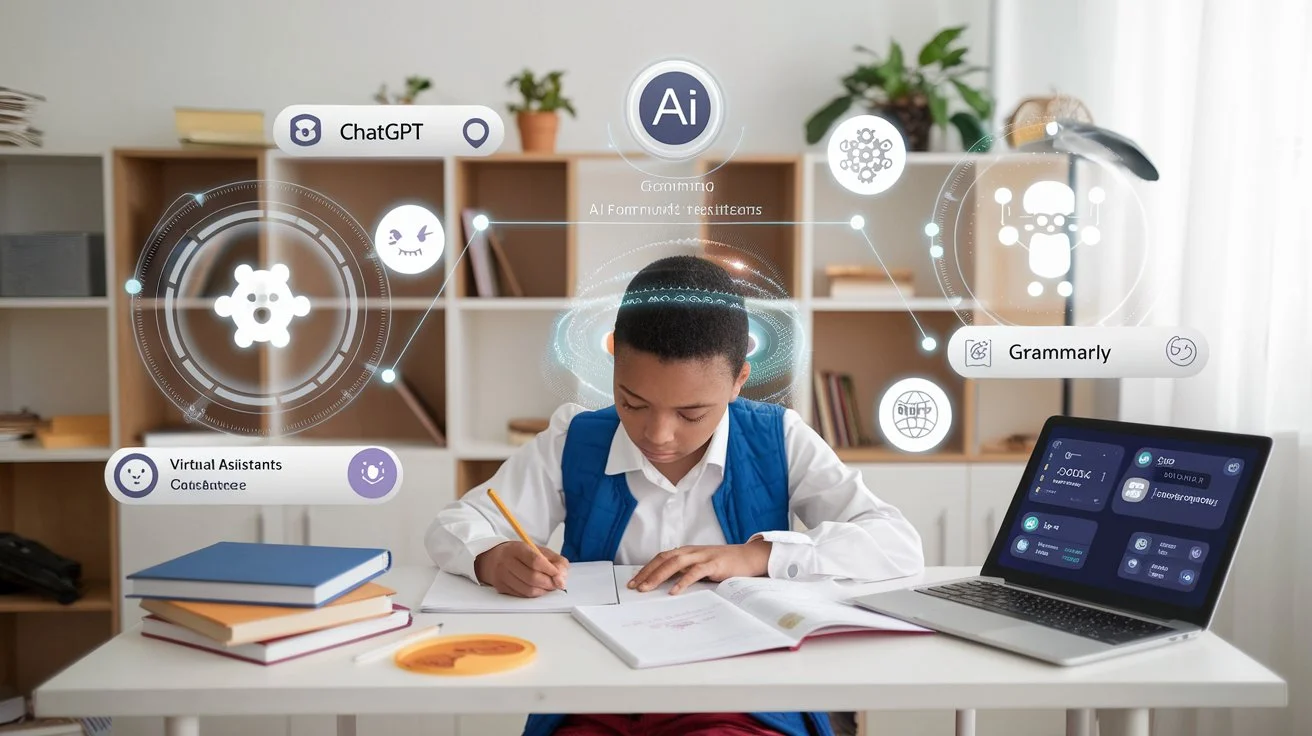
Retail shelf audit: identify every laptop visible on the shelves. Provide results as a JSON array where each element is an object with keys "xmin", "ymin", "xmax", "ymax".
[{"xmin": 854, "ymin": 415, "xmax": 1272, "ymax": 666}]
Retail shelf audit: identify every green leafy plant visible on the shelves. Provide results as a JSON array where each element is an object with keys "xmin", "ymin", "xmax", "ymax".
[
  {"xmin": 805, "ymin": 26, "xmax": 993, "ymax": 152},
  {"xmin": 506, "ymin": 69, "xmax": 577, "ymax": 117},
  {"xmin": 373, "ymin": 75, "xmax": 432, "ymax": 105}
]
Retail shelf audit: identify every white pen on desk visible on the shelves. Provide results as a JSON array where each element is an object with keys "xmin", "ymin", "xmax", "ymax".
[{"xmin": 352, "ymin": 623, "xmax": 443, "ymax": 664}]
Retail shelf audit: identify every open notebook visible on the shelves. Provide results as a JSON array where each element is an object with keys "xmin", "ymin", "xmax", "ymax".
[
  {"xmin": 421, "ymin": 561, "xmax": 619, "ymax": 612},
  {"xmin": 571, "ymin": 576, "xmax": 931, "ymax": 668}
]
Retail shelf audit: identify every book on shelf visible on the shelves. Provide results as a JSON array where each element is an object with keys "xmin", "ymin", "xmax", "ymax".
[
  {"xmin": 813, "ymin": 370, "xmax": 868, "ymax": 448},
  {"xmin": 142, "ymin": 604, "xmax": 412, "ymax": 665},
  {"xmin": 391, "ymin": 377, "xmax": 446, "ymax": 447},
  {"xmin": 825, "ymin": 265, "xmax": 914, "ymax": 300},
  {"xmin": 35, "ymin": 414, "xmax": 109, "ymax": 449},
  {"xmin": 461, "ymin": 208, "xmax": 523, "ymax": 297},
  {"xmin": 127, "ymin": 542, "xmax": 392, "ymax": 607},
  {"xmin": 571, "ymin": 576, "xmax": 929, "ymax": 669},
  {"xmin": 139, "ymin": 581, "xmax": 395, "ymax": 646},
  {"xmin": 0, "ymin": 88, "xmax": 44, "ymax": 148},
  {"xmin": 174, "ymin": 107, "xmax": 268, "ymax": 147}
]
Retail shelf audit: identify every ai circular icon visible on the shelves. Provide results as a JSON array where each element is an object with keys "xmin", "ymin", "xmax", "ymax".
[
  {"xmin": 626, "ymin": 59, "xmax": 724, "ymax": 160},
  {"xmin": 1022, "ymin": 515, "xmax": 1040, "ymax": 532},
  {"xmin": 348, "ymin": 447, "xmax": 399, "ymax": 500},
  {"xmin": 113, "ymin": 453, "xmax": 159, "ymax": 499},
  {"xmin": 127, "ymin": 181, "xmax": 391, "ymax": 436},
  {"xmin": 826, "ymin": 114, "xmax": 907, "ymax": 196},
  {"xmin": 877, "ymin": 377, "xmax": 953, "ymax": 453},
  {"xmin": 374, "ymin": 204, "xmax": 445, "ymax": 276}
]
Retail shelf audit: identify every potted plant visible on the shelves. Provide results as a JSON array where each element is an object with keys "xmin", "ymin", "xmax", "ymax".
[
  {"xmin": 506, "ymin": 69, "xmax": 577, "ymax": 153},
  {"xmin": 805, "ymin": 26, "xmax": 992, "ymax": 152},
  {"xmin": 373, "ymin": 76, "xmax": 432, "ymax": 105}
]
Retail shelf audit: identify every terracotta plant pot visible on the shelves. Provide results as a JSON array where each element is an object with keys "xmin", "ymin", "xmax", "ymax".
[{"xmin": 516, "ymin": 111, "xmax": 559, "ymax": 153}]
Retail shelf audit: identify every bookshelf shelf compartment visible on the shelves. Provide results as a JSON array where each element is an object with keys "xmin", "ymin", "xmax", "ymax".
[
  {"xmin": 0, "ymin": 581, "xmax": 112, "ymax": 614},
  {"xmin": 811, "ymin": 310, "xmax": 967, "ymax": 458}
]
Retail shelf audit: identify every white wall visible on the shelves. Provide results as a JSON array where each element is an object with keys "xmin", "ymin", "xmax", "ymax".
[{"xmin": 0, "ymin": 0, "xmax": 991, "ymax": 154}]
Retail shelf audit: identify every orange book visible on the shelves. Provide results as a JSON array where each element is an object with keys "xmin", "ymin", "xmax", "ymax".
[{"xmin": 139, "ymin": 582, "xmax": 394, "ymax": 646}]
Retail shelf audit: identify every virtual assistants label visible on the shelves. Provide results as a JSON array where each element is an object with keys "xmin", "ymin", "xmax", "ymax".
[
  {"xmin": 1112, "ymin": 448, "xmax": 1242, "ymax": 530},
  {"xmin": 104, "ymin": 446, "xmax": 402, "ymax": 505},
  {"xmin": 947, "ymin": 326, "xmax": 1208, "ymax": 378}
]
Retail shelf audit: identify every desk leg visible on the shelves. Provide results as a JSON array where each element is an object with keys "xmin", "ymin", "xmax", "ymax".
[
  {"xmin": 336, "ymin": 715, "xmax": 358, "ymax": 736},
  {"xmin": 1096, "ymin": 708, "xmax": 1150, "ymax": 736},
  {"xmin": 1066, "ymin": 709, "xmax": 1093, "ymax": 736},
  {"xmin": 954, "ymin": 709, "xmax": 976, "ymax": 736},
  {"xmin": 164, "ymin": 716, "xmax": 199, "ymax": 736}
]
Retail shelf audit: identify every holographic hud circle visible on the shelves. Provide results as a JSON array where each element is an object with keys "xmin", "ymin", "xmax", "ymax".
[
  {"xmin": 544, "ymin": 239, "xmax": 804, "ymax": 407},
  {"xmin": 130, "ymin": 180, "xmax": 390, "ymax": 436},
  {"xmin": 928, "ymin": 122, "xmax": 1153, "ymax": 327}
]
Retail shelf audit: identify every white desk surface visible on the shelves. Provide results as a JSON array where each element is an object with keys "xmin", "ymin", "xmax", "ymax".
[{"xmin": 35, "ymin": 566, "xmax": 1286, "ymax": 718}]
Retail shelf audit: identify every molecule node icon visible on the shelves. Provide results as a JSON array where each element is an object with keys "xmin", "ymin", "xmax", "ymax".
[{"xmin": 214, "ymin": 263, "xmax": 311, "ymax": 349}]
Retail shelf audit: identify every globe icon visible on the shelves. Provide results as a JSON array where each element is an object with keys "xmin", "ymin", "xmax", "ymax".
[{"xmin": 893, "ymin": 391, "xmax": 938, "ymax": 438}]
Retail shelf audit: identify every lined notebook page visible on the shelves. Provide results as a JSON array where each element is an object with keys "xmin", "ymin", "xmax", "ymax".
[
  {"xmin": 612, "ymin": 565, "xmax": 717, "ymax": 604},
  {"xmin": 421, "ymin": 561, "xmax": 618, "ymax": 613}
]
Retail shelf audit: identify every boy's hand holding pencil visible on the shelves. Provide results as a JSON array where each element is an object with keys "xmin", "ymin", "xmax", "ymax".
[{"xmin": 473, "ymin": 489, "xmax": 571, "ymax": 598}]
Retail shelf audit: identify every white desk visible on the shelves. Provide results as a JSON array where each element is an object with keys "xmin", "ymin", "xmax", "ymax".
[{"xmin": 35, "ymin": 566, "xmax": 1286, "ymax": 736}]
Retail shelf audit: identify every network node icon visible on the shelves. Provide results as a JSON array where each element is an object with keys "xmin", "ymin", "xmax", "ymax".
[
  {"xmin": 877, "ymin": 377, "xmax": 953, "ymax": 453},
  {"xmin": 826, "ymin": 114, "xmax": 907, "ymax": 196},
  {"xmin": 214, "ymin": 263, "xmax": 311, "ymax": 349}
]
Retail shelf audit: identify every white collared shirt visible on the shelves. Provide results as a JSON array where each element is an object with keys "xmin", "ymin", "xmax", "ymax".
[{"xmin": 425, "ymin": 403, "xmax": 924, "ymax": 583}]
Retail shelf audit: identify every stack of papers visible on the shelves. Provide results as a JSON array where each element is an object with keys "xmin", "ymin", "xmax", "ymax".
[{"xmin": 0, "ymin": 88, "xmax": 45, "ymax": 148}]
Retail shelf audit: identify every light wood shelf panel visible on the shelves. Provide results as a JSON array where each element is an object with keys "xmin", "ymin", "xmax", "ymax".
[
  {"xmin": 0, "ymin": 580, "xmax": 112, "ymax": 613},
  {"xmin": 700, "ymin": 158, "xmax": 802, "ymax": 297},
  {"xmin": 0, "ymin": 298, "xmax": 109, "ymax": 309}
]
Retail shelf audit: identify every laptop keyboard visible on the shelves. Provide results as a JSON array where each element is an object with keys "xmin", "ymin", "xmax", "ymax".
[{"xmin": 921, "ymin": 580, "xmax": 1174, "ymax": 645}]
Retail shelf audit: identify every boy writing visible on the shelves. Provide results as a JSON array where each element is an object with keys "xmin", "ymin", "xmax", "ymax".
[{"xmin": 427, "ymin": 255, "xmax": 924, "ymax": 736}]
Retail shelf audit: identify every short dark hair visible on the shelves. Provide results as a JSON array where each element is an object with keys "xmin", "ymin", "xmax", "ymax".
[{"xmin": 613, "ymin": 255, "xmax": 748, "ymax": 374}]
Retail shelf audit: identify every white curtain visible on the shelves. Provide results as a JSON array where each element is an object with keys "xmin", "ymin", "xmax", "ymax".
[{"xmin": 1076, "ymin": 0, "xmax": 1312, "ymax": 734}]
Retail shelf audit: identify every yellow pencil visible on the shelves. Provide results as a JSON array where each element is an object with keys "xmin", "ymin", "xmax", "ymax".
[{"xmin": 486, "ymin": 488, "xmax": 567, "ymax": 593}]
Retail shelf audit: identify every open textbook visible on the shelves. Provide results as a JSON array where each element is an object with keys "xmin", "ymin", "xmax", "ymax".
[{"xmin": 571, "ymin": 576, "xmax": 931, "ymax": 668}]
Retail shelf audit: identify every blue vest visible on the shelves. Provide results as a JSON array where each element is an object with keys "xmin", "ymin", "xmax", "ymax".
[{"xmin": 521, "ymin": 399, "xmax": 834, "ymax": 736}]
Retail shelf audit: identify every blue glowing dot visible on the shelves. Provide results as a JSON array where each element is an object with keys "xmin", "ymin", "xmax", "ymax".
[
  {"xmin": 921, "ymin": 336, "xmax": 937, "ymax": 352},
  {"xmin": 380, "ymin": 369, "xmax": 397, "ymax": 384},
  {"xmin": 924, "ymin": 222, "xmax": 940, "ymax": 237},
  {"xmin": 124, "ymin": 279, "xmax": 142, "ymax": 295},
  {"xmin": 472, "ymin": 214, "xmax": 490, "ymax": 231},
  {"xmin": 930, "ymin": 245, "xmax": 944, "ymax": 258},
  {"xmin": 849, "ymin": 215, "xmax": 866, "ymax": 230}
]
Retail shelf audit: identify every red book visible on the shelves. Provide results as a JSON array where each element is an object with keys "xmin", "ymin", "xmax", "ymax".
[{"xmin": 142, "ymin": 604, "xmax": 411, "ymax": 665}]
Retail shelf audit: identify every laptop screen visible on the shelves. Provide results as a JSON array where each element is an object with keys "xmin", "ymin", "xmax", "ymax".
[{"xmin": 982, "ymin": 416, "xmax": 1271, "ymax": 626}]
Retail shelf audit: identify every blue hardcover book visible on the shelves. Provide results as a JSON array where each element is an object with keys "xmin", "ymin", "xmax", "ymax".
[{"xmin": 127, "ymin": 542, "xmax": 392, "ymax": 607}]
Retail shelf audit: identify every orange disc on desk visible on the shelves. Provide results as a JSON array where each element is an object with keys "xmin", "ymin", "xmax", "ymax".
[{"xmin": 394, "ymin": 634, "xmax": 536, "ymax": 676}]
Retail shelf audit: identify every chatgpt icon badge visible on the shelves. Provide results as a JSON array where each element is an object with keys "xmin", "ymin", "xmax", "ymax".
[{"xmin": 626, "ymin": 59, "xmax": 724, "ymax": 160}]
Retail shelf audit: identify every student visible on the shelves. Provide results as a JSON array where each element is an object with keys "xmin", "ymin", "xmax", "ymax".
[{"xmin": 426, "ymin": 255, "xmax": 924, "ymax": 736}]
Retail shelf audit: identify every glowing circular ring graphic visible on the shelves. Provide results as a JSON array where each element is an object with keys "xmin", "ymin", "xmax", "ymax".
[
  {"xmin": 927, "ymin": 123, "xmax": 1153, "ymax": 327},
  {"xmin": 129, "ymin": 180, "xmax": 390, "ymax": 436},
  {"xmin": 544, "ymin": 239, "xmax": 803, "ymax": 407}
]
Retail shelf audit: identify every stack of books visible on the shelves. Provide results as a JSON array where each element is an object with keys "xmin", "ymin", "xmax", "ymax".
[
  {"xmin": 813, "ymin": 371, "xmax": 869, "ymax": 448},
  {"xmin": 128, "ymin": 542, "xmax": 410, "ymax": 665},
  {"xmin": 825, "ymin": 265, "xmax": 914, "ymax": 300},
  {"xmin": 0, "ymin": 88, "xmax": 43, "ymax": 148}
]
